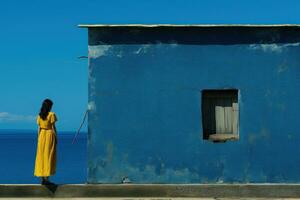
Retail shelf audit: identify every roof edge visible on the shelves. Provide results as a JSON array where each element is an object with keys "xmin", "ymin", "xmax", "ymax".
[{"xmin": 78, "ymin": 24, "xmax": 300, "ymax": 28}]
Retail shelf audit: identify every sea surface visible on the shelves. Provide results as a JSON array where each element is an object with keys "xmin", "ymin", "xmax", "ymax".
[{"xmin": 0, "ymin": 129, "xmax": 86, "ymax": 184}]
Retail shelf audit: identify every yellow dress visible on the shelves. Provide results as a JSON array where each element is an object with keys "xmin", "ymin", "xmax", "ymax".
[{"xmin": 34, "ymin": 112, "xmax": 57, "ymax": 177}]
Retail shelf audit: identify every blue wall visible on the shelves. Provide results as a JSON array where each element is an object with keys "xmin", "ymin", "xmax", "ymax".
[{"xmin": 87, "ymin": 27, "xmax": 300, "ymax": 183}]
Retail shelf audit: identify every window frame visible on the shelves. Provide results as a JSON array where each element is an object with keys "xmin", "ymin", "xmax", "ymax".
[{"xmin": 201, "ymin": 89, "xmax": 239, "ymax": 143}]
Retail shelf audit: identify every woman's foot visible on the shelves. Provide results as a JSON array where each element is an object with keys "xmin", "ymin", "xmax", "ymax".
[
  {"xmin": 41, "ymin": 177, "xmax": 46, "ymax": 185},
  {"xmin": 42, "ymin": 178, "xmax": 54, "ymax": 185},
  {"xmin": 43, "ymin": 180, "xmax": 55, "ymax": 185}
]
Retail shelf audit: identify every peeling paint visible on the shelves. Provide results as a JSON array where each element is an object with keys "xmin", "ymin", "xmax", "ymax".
[
  {"xmin": 248, "ymin": 43, "xmax": 300, "ymax": 53},
  {"xmin": 106, "ymin": 142, "xmax": 114, "ymax": 164},
  {"xmin": 87, "ymin": 101, "xmax": 96, "ymax": 111},
  {"xmin": 88, "ymin": 155, "xmax": 201, "ymax": 183},
  {"xmin": 278, "ymin": 61, "xmax": 289, "ymax": 73},
  {"xmin": 134, "ymin": 45, "xmax": 151, "ymax": 54},
  {"xmin": 88, "ymin": 45, "xmax": 111, "ymax": 58},
  {"xmin": 248, "ymin": 133, "xmax": 257, "ymax": 144},
  {"xmin": 248, "ymin": 128, "xmax": 270, "ymax": 144}
]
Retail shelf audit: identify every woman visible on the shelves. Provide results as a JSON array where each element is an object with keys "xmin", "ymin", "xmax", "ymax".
[{"xmin": 34, "ymin": 99, "xmax": 57, "ymax": 185}]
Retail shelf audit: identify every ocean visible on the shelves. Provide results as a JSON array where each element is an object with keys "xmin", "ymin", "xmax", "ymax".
[{"xmin": 0, "ymin": 129, "xmax": 87, "ymax": 184}]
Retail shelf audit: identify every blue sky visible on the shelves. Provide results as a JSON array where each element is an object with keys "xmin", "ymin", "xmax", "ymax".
[{"xmin": 0, "ymin": 0, "xmax": 300, "ymax": 131}]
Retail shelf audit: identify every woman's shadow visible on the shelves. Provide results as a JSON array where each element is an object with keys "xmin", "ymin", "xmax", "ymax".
[{"xmin": 42, "ymin": 182, "xmax": 58, "ymax": 194}]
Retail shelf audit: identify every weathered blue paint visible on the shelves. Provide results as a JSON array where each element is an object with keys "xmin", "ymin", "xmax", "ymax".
[{"xmin": 86, "ymin": 26, "xmax": 300, "ymax": 183}]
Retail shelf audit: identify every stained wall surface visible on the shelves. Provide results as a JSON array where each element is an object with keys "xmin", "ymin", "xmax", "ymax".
[{"xmin": 87, "ymin": 26, "xmax": 300, "ymax": 183}]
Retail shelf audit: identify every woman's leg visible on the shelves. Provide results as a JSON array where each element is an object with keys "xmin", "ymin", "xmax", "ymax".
[
  {"xmin": 41, "ymin": 176, "xmax": 50, "ymax": 184},
  {"xmin": 42, "ymin": 176, "xmax": 53, "ymax": 185}
]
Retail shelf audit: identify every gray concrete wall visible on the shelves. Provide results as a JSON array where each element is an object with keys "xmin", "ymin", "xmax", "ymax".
[{"xmin": 1, "ymin": 184, "xmax": 300, "ymax": 198}]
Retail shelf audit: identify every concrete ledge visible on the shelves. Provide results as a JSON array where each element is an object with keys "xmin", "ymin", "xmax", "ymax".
[{"xmin": 0, "ymin": 184, "xmax": 299, "ymax": 198}]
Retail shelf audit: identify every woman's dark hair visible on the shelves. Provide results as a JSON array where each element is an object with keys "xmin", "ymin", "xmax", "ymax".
[{"xmin": 39, "ymin": 99, "xmax": 53, "ymax": 120}]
